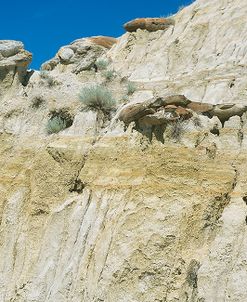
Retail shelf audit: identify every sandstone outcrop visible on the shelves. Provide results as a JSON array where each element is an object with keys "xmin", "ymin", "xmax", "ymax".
[
  {"xmin": 118, "ymin": 93, "xmax": 247, "ymax": 134},
  {"xmin": 208, "ymin": 104, "xmax": 247, "ymax": 125},
  {"xmin": 1, "ymin": 0, "xmax": 247, "ymax": 301},
  {"xmin": 187, "ymin": 102, "xmax": 214, "ymax": 113},
  {"xmin": 118, "ymin": 95, "xmax": 191, "ymax": 124},
  {"xmin": 42, "ymin": 36, "xmax": 117, "ymax": 73},
  {"xmin": 89, "ymin": 36, "xmax": 117, "ymax": 49},
  {"xmin": 0, "ymin": 40, "xmax": 32, "ymax": 97},
  {"xmin": 124, "ymin": 17, "xmax": 175, "ymax": 32}
]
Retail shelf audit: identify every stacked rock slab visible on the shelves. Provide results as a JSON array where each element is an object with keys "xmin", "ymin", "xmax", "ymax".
[
  {"xmin": 124, "ymin": 17, "xmax": 175, "ymax": 32},
  {"xmin": 118, "ymin": 95, "xmax": 247, "ymax": 126},
  {"xmin": 0, "ymin": 40, "xmax": 32, "ymax": 97}
]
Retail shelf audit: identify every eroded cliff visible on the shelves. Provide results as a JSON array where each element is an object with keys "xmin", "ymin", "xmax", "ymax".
[{"xmin": 1, "ymin": 0, "xmax": 247, "ymax": 301}]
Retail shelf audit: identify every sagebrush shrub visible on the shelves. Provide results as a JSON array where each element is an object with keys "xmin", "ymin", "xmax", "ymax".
[
  {"xmin": 31, "ymin": 95, "xmax": 45, "ymax": 109},
  {"xmin": 122, "ymin": 95, "xmax": 129, "ymax": 103},
  {"xmin": 40, "ymin": 70, "xmax": 49, "ymax": 79},
  {"xmin": 103, "ymin": 70, "xmax": 115, "ymax": 81},
  {"xmin": 79, "ymin": 85, "xmax": 115, "ymax": 115},
  {"xmin": 192, "ymin": 116, "xmax": 202, "ymax": 128},
  {"xmin": 46, "ymin": 116, "xmax": 67, "ymax": 134},
  {"xmin": 127, "ymin": 82, "xmax": 136, "ymax": 95},
  {"xmin": 95, "ymin": 59, "xmax": 109, "ymax": 70},
  {"xmin": 40, "ymin": 71, "xmax": 57, "ymax": 87}
]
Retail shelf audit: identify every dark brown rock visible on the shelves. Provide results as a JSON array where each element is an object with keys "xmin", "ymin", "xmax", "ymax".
[
  {"xmin": 118, "ymin": 95, "xmax": 192, "ymax": 125},
  {"xmin": 138, "ymin": 111, "xmax": 168, "ymax": 126},
  {"xmin": 157, "ymin": 95, "xmax": 191, "ymax": 107},
  {"xmin": 187, "ymin": 102, "xmax": 213, "ymax": 113},
  {"xmin": 89, "ymin": 36, "xmax": 117, "ymax": 49},
  {"xmin": 210, "ymin": 104, "xmax": 247, "ymax": 124},
  {"xmin": 138, "ymin": 110, "xmax": 179, "ymax": 126},
  {"xmin": 164, "ymin": 105, "xmax": 178, "ymax": 111},
  {"xmin": 124, "ymin": 18, "xmax": 175, "ymax": 33},
  {"xmin": 118, "ymin": 103, "xmax": 155, "ymax": 124},
  {"xmin": 175, "ymin": 106, "xmax": 193, "ymax": 120}
]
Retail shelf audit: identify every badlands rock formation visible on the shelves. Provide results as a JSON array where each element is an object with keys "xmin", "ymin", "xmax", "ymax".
[
  {"xmin": 41, "ymin": 36, "xmax": 117, "ymax": 73},
  {"xmin": 1, "ymin": 0, "xmax": 247, "ymax": 301},
  {"xmin": 0, "ymin": 40, "xmax": 32, "ymax": 98},
  {"xmin": 124, "ymin": 18, "xmax": 175, "ymax": 32}
]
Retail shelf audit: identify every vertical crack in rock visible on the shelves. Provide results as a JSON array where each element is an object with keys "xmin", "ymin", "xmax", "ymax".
[
  {"xmin": 186, "ymin": 259, "xmax": 201, "ymax": 300},
  {"xmin": 73, "ymin": 190, "xmax": 92, "ymax": 246},
  {"xmin": 238, "ymin": 117, "xmax": 244, "ymax": 146},
  {"xmin": 231, "ymin": 163, "xmax": 239, "ymax": 192}
]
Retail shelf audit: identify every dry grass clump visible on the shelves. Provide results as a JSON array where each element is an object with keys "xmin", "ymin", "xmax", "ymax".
[{"xmin": 79, "ymin": 85, "xmax": 116, "ymax": 116}]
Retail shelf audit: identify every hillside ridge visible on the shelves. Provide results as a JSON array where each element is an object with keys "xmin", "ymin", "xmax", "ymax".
[{"xmin": 1, "ymin": 0, "xmax": 247, "ymax": 301}]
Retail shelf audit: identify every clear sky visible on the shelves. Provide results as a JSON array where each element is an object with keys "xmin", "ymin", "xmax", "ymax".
[{"xmin": 1, "ymin": 0, "xmax": 193, "ymax": 69}]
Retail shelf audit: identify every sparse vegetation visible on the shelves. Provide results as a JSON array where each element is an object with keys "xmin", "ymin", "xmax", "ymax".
[
  {"xmin": 40, "ymin": 71, "xmax": 58, "ymax": 87},
  {"xmin": 127, "ymin": 82, "xmax": 136, "ymax": 95},
  {"xmin": 46, "ymin": 116, "xmax": 67, "ymax": 134},
  {"xmin": 192, "ymin": 116, "xmax": 202, "ymax": 128},
  {"xmin": 46, "ymin": 77, "xmax": 57, "ymax": 87},
  {"xmin": 79, "ymin": 85, "xmax": 115, "ymax": 116},
  {"xmin": 169, "ymin": 119, "xmax": 186, "ymax": 141},
  {"xmin": 95, "ymin": 59, "xmax": 109, "ymax": 71},
  {"xmin": 40, "ymin": 70, "xmax": 50, "ymax": 79},
  {"xmin": 103, "ymin": 69, "xmax": 116, "ymax": 81},
  {"xmin": 31, "ymin": 95, "xmax": 45, "ymax": 109},
  {"xmin": 122, "ymin": 95, "xmax": 129, "ymax": 103}
]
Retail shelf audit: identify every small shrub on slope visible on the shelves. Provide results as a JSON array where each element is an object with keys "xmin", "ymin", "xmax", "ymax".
[
  {"xmin": 95, "ymin": 59, "xmax": 109, "ymax": 71},
  {"xmin": 31, "ymin": 95, "xmax": 45, "ymax": 109},
  {"xmin": 46, "ymin": 116, "xmax": 67, "ymax": 134},
  {"xmin": 79, "ymin": 85, "xmax": 115, "ymax": 115},
  {"xmin": 103, "ymin": 70, "xmax": 116, "ymax": 81},
  {"xmin": 40, "ymin": 71, "xmax": 58, "ymax": 87},
  {"xmin": 169, "ymin": 119, "xmax": 186, "ymax": 141},
  {"xmin": 127, "ymin": 82, "xmax": 136, "ymax": 95}
]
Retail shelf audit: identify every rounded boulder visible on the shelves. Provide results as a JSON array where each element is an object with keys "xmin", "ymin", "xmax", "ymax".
[{"xmin": 58, "ymin": 48, "xmax": 75, "ymax": 63}]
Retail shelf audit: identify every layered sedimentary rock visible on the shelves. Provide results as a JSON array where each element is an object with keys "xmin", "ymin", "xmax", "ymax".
[
  {"xmin": 0, "ymin": 40, "xmax": 32, "ymax": 98},
  {"xmin": 1, "ymin": 0, "xmax": 247, "ymax": 301},
  {"xmin": 118, "ymin": 95, "xmax": 247, "ymax": 127},
  {"xmin": 109, "ymin": 0, "xmax": 247, "ymax": 106}
]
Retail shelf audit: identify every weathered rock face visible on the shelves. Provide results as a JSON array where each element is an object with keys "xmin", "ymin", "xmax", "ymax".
[
  {"xmin": 117, "ymin": 95, "xmax": 247, "ymax": 129},
  {"xmin": 42, "ymin": 36, "xmax": 117, "ymax": 73},
  {"xmin": 89, "ymin": 36, "xmax": 117, "ymax": 49},
  {"xmin": 1, "ymin": 0, "xmax": 247, "ymax": 301},
  {"xmin": 0, "ymin": 40, "xmax": 32, "ymax": 98},
  {"xmin": 109, "ymin": 0, "xmax": 247, "ymax": 106}
]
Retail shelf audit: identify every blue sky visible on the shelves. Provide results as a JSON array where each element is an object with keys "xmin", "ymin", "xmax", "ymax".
[{"xmin": 1, "ymin": 0, "xmax": 193, "ymax": 69}]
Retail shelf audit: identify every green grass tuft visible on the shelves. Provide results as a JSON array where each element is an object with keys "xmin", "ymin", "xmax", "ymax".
[
  {"xmin": 102, "ymin": 69, "xmax": 116, "ymax": 81},
  {"xmin": 95, "ymin": 59, "xmax": 109, "ymax": 71},
  {"xmin": 79, "ymin": 85, "xmax": 115, "ymax": 115},
  {"xmin": 127, "ymin": 82, "xmax": 136, "ymax": 95}
]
